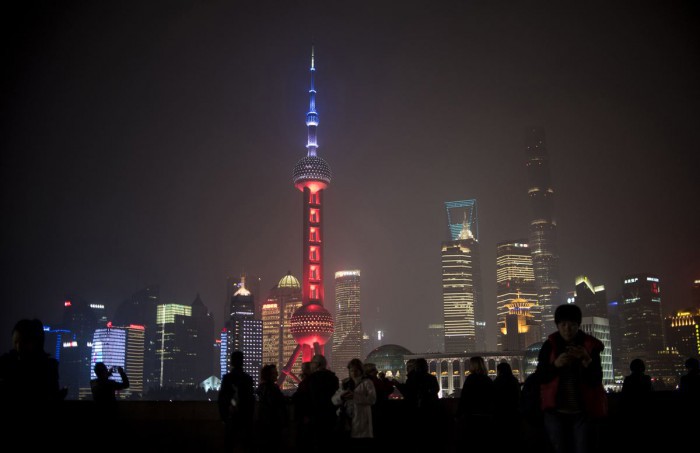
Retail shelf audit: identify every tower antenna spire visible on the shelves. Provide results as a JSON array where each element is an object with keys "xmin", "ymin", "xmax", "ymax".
[{"xmin": 305, "ymin": 46, "xmax": 318, "ymax": 157}]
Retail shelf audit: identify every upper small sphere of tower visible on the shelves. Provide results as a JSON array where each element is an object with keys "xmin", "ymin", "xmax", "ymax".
[{"xmin": 293, "ymin": 155, "xmax": 332, "ymax": 187}]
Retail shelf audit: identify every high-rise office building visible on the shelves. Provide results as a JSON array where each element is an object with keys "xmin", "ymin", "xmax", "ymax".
[
  {"xmin": 113, "ymin": 286, "xmax": 160, "ymax": 389},
  {"xmin": 574, "ymin": 276, "xmax": 608, "ymax": 319},
  {"xmin": 525, "ymin": 128, "xmax": 562, "ymax": 336},
  {"xmin": 618, "ymin": 274, "xmax": 665, "ymax": 376},
  {"xmin": 426, "ymin": 323, "xmax": 445, "ymax": 353},
  {"xmin": 279, "ymin": 48, "xmax": 334, "ymax": 386},
  {"xmin": 607, "ymin": 299, "xmax": 625, "ymax": 380},
  {"xmin": 579, "ymin": 317, "xmax": 614, "ymax": 387},
  {"xmin": 332, "ymin": 270, "xmax": 362, "ymax": 372},
  {"xmin": 664, "ymin": 308, "xmax": 700, "ymax": 360},
  {"xmin": 90, "ymin": 323, "xmax": 145, "ymax": 398},
  {"xmin": 44, "ymin": 325, "xmax": 70, "ymax": 364},
  {"xmin": 227, "ymin": 274, "xmax": 263, "ymax": 320},
  {"xmin": 186, "ymin": 294, "xmax": 216, "ymax": 382},
  {"xmin": 155, "ymin": 303, "xmax": 191, "ymax": 388},
  {"xmin": 692, "ymin": 279, "xmax": 700, "ymax": 311},
  {"xmin": 261, "ymin": 272, "xmax": 304, "ymax": 389},
  {"xmin": 442, "ymin": 215, "xmax": 484, "ymax": 353},
  {"xmin": 122, "ymin": 324, "xmax": 145, "ymax": 397},
  {"xmin": 59, "ymin": 296, "xmax": 104, "ymax": 399},
  {"xmin": 496, "ymin": 239, "xmax": 540, "ymax": 350},
  {"xmin": 223, "ymin": 277, "xmax": 263, "ymax": 386},
  {"xmin": 90, "ymin": 327, "xmax": 127, "ymax": 380}
]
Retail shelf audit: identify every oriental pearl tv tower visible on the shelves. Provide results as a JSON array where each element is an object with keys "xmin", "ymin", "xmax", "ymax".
[{"xmin": 278, "ymin": 47, "xmax": 334, "ymax": 386}]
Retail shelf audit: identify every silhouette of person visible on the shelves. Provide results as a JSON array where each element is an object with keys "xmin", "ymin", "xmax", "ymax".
[
  {"xmin": 255, "ymin": 364, "xmax": 287, "ymax": 452},
  {"xmin": 304, "ymin": 354, "xmax": 339, "ymax": 452},
  {"xmin": 493, "ymin": 362, "xmax": 521, "ymax": 449},
  {"xmin": 678, "ymin": 356, "xmax": 700, "ymax": 427},
  {"xmin": 519, "ymin": 372, "xmax": 551, "ymax": 453},
  {"xmin": 291, "ymin": 361, "xmax": 313, "ymax": 452},
  {"xmin": 621, "ymin": 359, "xmax": 653, "ymax": 409},
  {"xmin": 679, "ymin": 357, "xmax": 700, "ymax": 398},
  {"xmin": 218, "ymin": 350, "xmax": 255, "ymax": 453},
  {"xmin": 620, "ymin": 358, "xmax": 653, "ymax": 450},
  {"xmin": 456, "ymin": 356, "xmax": 494, "ymax": 450},
  {"xmin": 536, "ymin": 304, "xmax": 606, "ymax": 453},
  {"xmin": 0, "ymin": 319, "xmax": 62, "ymax": 405},
  {"xmin": 0, "ymin": 319, "xmax": 64, "ymax": 444},
  {"xmin": 399, "ymin": 357, "xmax": 440, "ymax": 445},
  {"xmin": 91, "ymin": 362, "xmax": 130, "ymax": 403}
]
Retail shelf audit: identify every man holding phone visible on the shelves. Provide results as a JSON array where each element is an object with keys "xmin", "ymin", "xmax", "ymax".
[{"xmin": 90, "ymin": 362, "xmax": 130, "ymax": 404}]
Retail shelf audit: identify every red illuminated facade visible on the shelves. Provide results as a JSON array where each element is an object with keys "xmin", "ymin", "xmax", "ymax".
[{"xmin": 278, "ymin": 47, "xmax": 334, "ymax": 386}]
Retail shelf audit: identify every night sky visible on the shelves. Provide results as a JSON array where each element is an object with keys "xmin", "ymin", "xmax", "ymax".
[{"xmin": 2, "ymin": 1, "xmax": 699, "ymax": 353}]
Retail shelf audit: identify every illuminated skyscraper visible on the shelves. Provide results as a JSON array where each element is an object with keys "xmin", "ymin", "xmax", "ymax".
[
  {"xmin": 618, "ymin": 274, "xmax": 665, "ymax": 375},
  {"xmin": 279, "ymin": 47, "xmax": 334, "ymax": 386},
  {"xmin": 664, "ymin": 308, "xmax": 700, "ymax": 361},
  {"xmin": 113, "ymin": 286, "xmax": 159, "ymax": 389},
  {"xmin": 332, "ymin": 270, "xmax": 362, "ymax": 372},
  {"xmin": 692, "ymin": 278, "xmax": 700, "ymax": 311},
  {"xmin": 223, "ymin": 276, "xmax": 263, "ymax": 386},
  {"xmin": 122, "ymin": 324, "xmax": 145, "ymax": 397},
  {"xmin": 59, "ymin": 296, "xmax": 105, "ymax": 399},
  {"xmin": 579, "ymin": 317, "xmax": 614, "ymax": 387},
  {"xmin": 442, "ymin": 215, "xmax": 484, "ymax": 353},
  {"xmin": 155, "ymin": 303, "xmax": 191, "ymax": 388},
  {"xmin": 91, "ymin": 327, "xmax": 127, "ymax": 379},
  {"xmin": 227, "ymin": 274, "xmax": 262, "ymax": 319},
  {"xmin": 262, "ymin": 272, "xmax": 303, "ymax": 389},
  {"xmin": 574, "ymin": 276, "xmax": 608, "ymax": 319},
  {"xmin": 90, "ymin": 324, "xmax": 145, "ymax": 398},
  {"xmin": 496, "ymin": 239, "xmax": 540, "ymax": 350},
  {"xmin": 525, "ymin": 128, "xmax": 562, "ymax": 335}
]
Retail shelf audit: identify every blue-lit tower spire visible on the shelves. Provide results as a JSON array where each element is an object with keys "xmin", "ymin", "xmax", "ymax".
[{"xmin": 306, "ymin": 46, "xmax": 319, "ymax": 157}]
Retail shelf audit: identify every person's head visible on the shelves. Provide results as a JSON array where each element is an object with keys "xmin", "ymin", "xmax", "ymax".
[
  {"xmin": 685, "ymin": 357, "xmax": 699, "ymax": 371},
  {"xmin": 497, "ymin": 362, "xmax": 513, "ymax": 377},
  {"xmin": 300, "ymin": 361, "xmax": 312, "ymax": 379},
  {"xmin": 231, "ymin": 350, "xmax": 244, "ymax": 369},
  {"xmin": 405, "ymin": 358, "xmax": 417, "ymax": 375},
  {"xmin": 363, "ymin": 362, "xmax": 378, "ymax": 378},
  {"xmin": 630, "ymin": 358, "xmax": 646, "ymax": 374},
  {"xmin": 12, "ymin": 318, "xmax": 46, "ymax": 356},
  {"xmin": 310, "ymin": 354, "xmax": 327, "ymax": 372},
  {"xmin": 94, "ymin": 362, "xmax": 110, "ymax": 379},
  {"xmin": 347, "ymin": 358, "xmax": 364, "ymax": 380},
  {"xmin": 469, "ymin": 356, "xmax": 488, "ymax": 375},
  {"xmin": 414, "ymin": 358, "xmax": 429, "ymax": 374},
  {"xmin": 554, "ymin": 304, "xmax": 582, "ymax": 342},
  {"xmin": 260, "ymin": 364, "xmax": 278, "ymax": 383}
]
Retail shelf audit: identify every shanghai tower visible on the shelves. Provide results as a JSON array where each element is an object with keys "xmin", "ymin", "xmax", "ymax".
[
  {"xmin": 278, "ymin": 47, "xmax": 334, "ymax": 386},
  {"xmin": 525, "ymin": 127, "xmax": 561, "ymax": 335}
]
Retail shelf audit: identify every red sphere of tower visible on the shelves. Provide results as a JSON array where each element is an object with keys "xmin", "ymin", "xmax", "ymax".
[{"xmin": 290, "ymin": 303, "xmax": 334, "ymax": 347}]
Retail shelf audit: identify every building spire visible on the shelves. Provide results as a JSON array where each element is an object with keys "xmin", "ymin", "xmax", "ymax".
[
  {"xmin": 306, "ymin": 45, "xmax": 319, "ymax": 157},
  {"xmin": 457, "ymin": 211, "xmax": 474, "ymax": 240}
]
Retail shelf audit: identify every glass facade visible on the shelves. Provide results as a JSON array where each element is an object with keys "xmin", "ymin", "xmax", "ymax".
[{"xmin": 332, "ymin": 270, "xmax": 362, "ymax": 372}]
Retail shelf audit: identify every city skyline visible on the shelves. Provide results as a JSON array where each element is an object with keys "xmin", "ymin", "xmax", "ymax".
[{"xmin": 2, "ymin": 2, "xmax": 699, "ymax": 354}]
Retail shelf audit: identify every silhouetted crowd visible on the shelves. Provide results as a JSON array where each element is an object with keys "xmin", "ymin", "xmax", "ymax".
[{"xmin": 2, "ymin": 314, "xmax": 699, "ymax": 452}]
